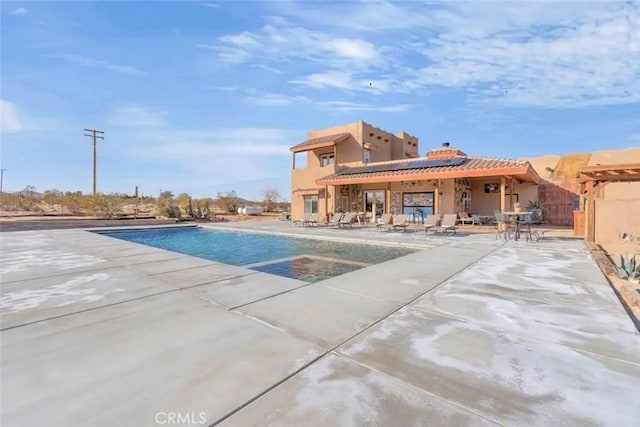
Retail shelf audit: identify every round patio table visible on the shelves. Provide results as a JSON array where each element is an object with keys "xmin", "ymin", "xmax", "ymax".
[{"xmin": 502, "ymin": 211, "xmax": 532, "ymax": 240}]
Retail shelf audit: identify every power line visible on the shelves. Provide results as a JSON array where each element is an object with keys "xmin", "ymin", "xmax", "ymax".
[{"xmin": 83, "ymin": 129, "xmax": 105, "ymax": 206}]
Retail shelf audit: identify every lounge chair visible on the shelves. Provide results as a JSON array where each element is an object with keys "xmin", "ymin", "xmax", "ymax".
[
  {"xmin": 338, "ymin": 212, "xmax": 354, "ymax": 228},
  {"xmin": 391, "ymin": 214, "xmax": 409, "ymax": 232},
  {"xmin": 458, "ymin": 212, "xmax": 476, "ymax": 225},
  {"xmin": 304, "ymin": 213, "xmax": 319, "ymax": 227},
  {"xmin": 293, "ymin": 212, "xmax": 310, "ymax": 226},
  {"xmin": 430, "ymin": 213, "xmax": 457, "ymax": 235},
  {"xmin": 321, "ymin": 213, "xmax": 343, "ymax": 227},
  {"xmin": 424, "ymin": 214, "xmax": 441, "ymax": 233},
  {"xmin": 376, "ymin": 213, "xmax": 392, "ymax": 231}
]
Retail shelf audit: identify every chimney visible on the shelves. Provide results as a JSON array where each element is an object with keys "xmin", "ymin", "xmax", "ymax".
[{"xmin": 427, "ymin": 142, "xmax": 467, "ymax": 160}]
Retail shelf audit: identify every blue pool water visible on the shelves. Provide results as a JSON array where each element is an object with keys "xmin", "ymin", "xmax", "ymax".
[{"xmin": 98, "ymin": 227, "xmax": 415, "ymax": 282}]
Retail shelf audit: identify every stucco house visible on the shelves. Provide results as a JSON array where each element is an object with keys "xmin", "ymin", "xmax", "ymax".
[{"xmin": 290, "ymin": 121, "xmax": 540, "ymax": 223}]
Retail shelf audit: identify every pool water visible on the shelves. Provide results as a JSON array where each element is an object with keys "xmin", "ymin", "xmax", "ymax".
[{"xmin": 98, "ymin": 227, "xmax": 415, "ymax": 282}]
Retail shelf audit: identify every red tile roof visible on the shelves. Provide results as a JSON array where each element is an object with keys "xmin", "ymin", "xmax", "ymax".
[
  {"xmin": 316, "ymin": 156, "xmax": 540, "ymax": 185},
  {"xmin": 290, "ymin": 132, "xmax": 351, "ymax": 153}
]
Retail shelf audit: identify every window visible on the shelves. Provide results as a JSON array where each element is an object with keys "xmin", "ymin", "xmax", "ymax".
[
  {"xmin": 320, "ymin": 153, "xmax": 334, "ymax": 167},
  {"xmin": 363, "ymin": 150, "xmax": 371, "ymax": 164},
  {"xmin": 340, "ymin": 196, "xmax": 350, "ymax": 213},
  {"xmin": 303, "ymin": 195, "xmax": 318, "ymax": 213}
]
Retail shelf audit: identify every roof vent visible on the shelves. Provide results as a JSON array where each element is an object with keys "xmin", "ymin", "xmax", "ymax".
[{"xmin": 442, "ymin": 142, "xmax": 450, "ymax": 147}]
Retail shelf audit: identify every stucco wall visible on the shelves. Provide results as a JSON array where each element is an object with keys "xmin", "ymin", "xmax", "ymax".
[
  {"xmin": 468, "ymin": 178, "xmax": 538, "ymax": 215},
  {"xmin": 595, "ymin": 199, "xmax": 640, "ymax": 242}
]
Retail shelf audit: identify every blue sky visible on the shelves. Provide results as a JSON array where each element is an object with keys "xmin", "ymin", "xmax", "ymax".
[{"xmin": 1, "ymin": 1, "xmax": 639, "ymax": 200}]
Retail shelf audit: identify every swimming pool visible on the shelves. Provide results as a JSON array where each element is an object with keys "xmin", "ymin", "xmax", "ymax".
[{"xmin": 98, "ymin": 227, "xmax": 416, "ymax": 282}]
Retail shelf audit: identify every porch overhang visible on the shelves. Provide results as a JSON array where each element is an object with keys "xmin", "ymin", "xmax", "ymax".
[
  {"xmin": 290, "ymin": 133, "xmax": 351, "ymax": 153},
  {"xmin": 293, "ymin": 187, "xmax": 324, "ymax": 195}
]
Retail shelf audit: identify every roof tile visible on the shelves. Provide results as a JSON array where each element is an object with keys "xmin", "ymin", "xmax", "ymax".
[
  {"xmin": 290, "ymin": 132, "xmax": 351, "ymax": 152},
  {"xmin": 317, "ymin": 156, "xmax": 538, "ymax": 184}
]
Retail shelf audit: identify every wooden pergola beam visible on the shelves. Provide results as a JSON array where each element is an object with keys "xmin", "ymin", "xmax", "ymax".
[{"xmin": 586, "ymin": 180, "xmax": 595, "ymax": 242}]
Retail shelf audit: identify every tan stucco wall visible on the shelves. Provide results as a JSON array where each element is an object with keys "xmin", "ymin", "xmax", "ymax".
[
  {"xmin": 291, "ymin": 121, "xmax": 421, "ymax": 219},
  {"xmin": 595, "ymin": 199, "xmax": 640, "ymax": 242},
  {"xmin": 468, "ymin": 178, "xmax": 538, "ymax": 215}
]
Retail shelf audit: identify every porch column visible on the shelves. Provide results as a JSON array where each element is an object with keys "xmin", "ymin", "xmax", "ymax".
[
  {"xmin": 386, "ymin": 183, "xmax": 391, "ymax": 214},
  {"xmin": 500, "ymin": 176, "xmax": 506, "ymax": 212},
  {"xmin": 579, "ymin": 183, "xmax": 585, "ymax": 211},
  {"xmin": 434, "ymin": 180, "xmax": 440, "ymax": 215},
  {"xmin": 324, "ymin": 185, "xmax": 329, "ymax": 222},
  {"xmin": 292, "ymin": 152, "xmax": 296, "ymax": 169},
  {"xmin": 586, "ymin": 180, "xmax": 595, "ymax": 242},
  {"xmin": 509, "ymin": 177, "xmax": 514, "ymax": 210},
  {"xmin": 333, "ymin": 145, "xmax": 337, "ymax": 165}
]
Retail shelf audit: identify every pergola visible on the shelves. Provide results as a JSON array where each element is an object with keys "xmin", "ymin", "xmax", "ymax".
[{"xmin": 578, "ymin": 163, "xmax": 640, "ymax": 242}]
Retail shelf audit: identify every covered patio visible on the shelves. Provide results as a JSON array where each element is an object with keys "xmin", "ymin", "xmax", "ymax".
[{"xmin": 316, "ymin": 146, "xmax": 541, "ymax": 224}]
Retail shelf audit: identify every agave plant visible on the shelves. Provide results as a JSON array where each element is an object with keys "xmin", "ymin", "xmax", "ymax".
[{"xmin": 615, "ymin": 254, "xmax": 640, "ymax": 282}]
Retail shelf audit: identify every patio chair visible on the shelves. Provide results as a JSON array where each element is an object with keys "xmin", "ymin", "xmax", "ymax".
[
  {"xmin": 430, "ymin": 213, "xmax": 458, "ymax": 235},
  {"xmin": 457, "ymin": 212, "xmax": 476, "ymax": 225},
  {"xmin": 338, "ymin": 212, "xmax": 354, "ymax": 228},
  {"xmin": 390, "ymin": 214, "xmax": 409, "ymax": 232},
  {"xmin": 424, "ymin": 214, "xmax": 441, "ymax": 233},
  {"xmin": 375, "ymin": 213, "xmax": 392, "ymax": 231},
  {"xmin": 471, "ymin": 214, "xmax": 484, "ymax": 225},
  {"xmin": 303, "ymin": 213, "xmax": 319, "ymax": 227},
  {"xmin": 494, "ymin": 211, "xmax": 513, "ymax": 240},
  {"xmin": 292, "ymin": 212, "xmax": 310, "ymax": 226}
]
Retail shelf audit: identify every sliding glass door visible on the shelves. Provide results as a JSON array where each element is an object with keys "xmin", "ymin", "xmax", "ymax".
[{"xmin": 365, "ymin": 190, "xmax": 385, "ymax": 222}]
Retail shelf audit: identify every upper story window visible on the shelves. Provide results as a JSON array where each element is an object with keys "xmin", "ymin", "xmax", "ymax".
[
  {"xmin": 364, "ymin": 150, "xmax": 371, "ymax": 164},
  {"xmin": 320, "ymin": 153, "xmax": 335, "ymax": 167}
]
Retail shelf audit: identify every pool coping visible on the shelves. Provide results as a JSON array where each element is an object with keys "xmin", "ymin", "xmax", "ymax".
[{"xmin": 198, "ymin": 223, "xmax": 435, "ymax": 250}]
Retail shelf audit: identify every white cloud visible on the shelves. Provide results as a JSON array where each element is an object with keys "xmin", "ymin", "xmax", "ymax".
[
  {"xmin": 208, "ymin": 21, "xmax": 380, "ymax": 67},
  {"xmin": 289, "ymin": 72, "xmax": 355, "ymax": 90},
  {"xmin": 109, "ymin": 105, "xmax": 165, "ymax": 127},
  {"xmin": 127, "ymin": 127, "xmax": 298, "ymax": 194},
  {"xmin": 240, "ymin": 88, "xmax": 409, "ymax": 112},
  {"xmin": 328, "ymin": 38, "xmax": 378, "ymax": 61},
  {"xmin": 251, "ymin": 64, "xmax": 283, "ymax": 74},
  {"xmin": 1, "ymin": 99, "xmax": 24, "ymax": 133},
  {"xmin": 9, "ymin": 7, "xmax": 28, "ymax": 15},
  {"xmin": 272, "ymin": 0, "xmax": 431, "ymax": 32},
  {"xmin": 54, "ymin": 54, "xmax": 146, "ymax": 76},
  {"xmin": 200, "ymin": 2, "xmax": 218, "ymax": 7},
  {"xmin": 316, "ymin": 101, "xmax": 411, "ymax": 113},
  {"xmin": 131, "ymin": 128, "xmax": 296, "ymax": 161},
  {"xmin": 244, "ymin": 91, "xmax": 309, "ymax": 106},
  {"xmin": 211, "ymin": 1, "xmax": 640, "ymax": 109}
]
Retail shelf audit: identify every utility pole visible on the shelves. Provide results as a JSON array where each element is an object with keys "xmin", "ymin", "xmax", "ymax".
[
  {"xmin": 83, "ymin": 129, "xmax": 105, "ymax": 206},
  {"xmin": 0, "ymin": 168, "xmax": 6, "ymax": 209}
]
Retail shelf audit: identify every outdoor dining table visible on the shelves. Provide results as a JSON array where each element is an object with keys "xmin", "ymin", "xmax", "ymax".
[{"xmin": 502, "ymin": 211, "xmax": 532, "ymax": 241}]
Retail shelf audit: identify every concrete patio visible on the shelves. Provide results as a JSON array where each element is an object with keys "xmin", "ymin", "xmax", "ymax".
[{"xmin": 1, "ymin": 221, "xmax": 638, "ymax": 426}]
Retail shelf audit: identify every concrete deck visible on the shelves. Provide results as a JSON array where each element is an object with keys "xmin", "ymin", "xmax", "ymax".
[{"xmin": 1, "ymin": 221, "xmax": 638, "ymax": 426}]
